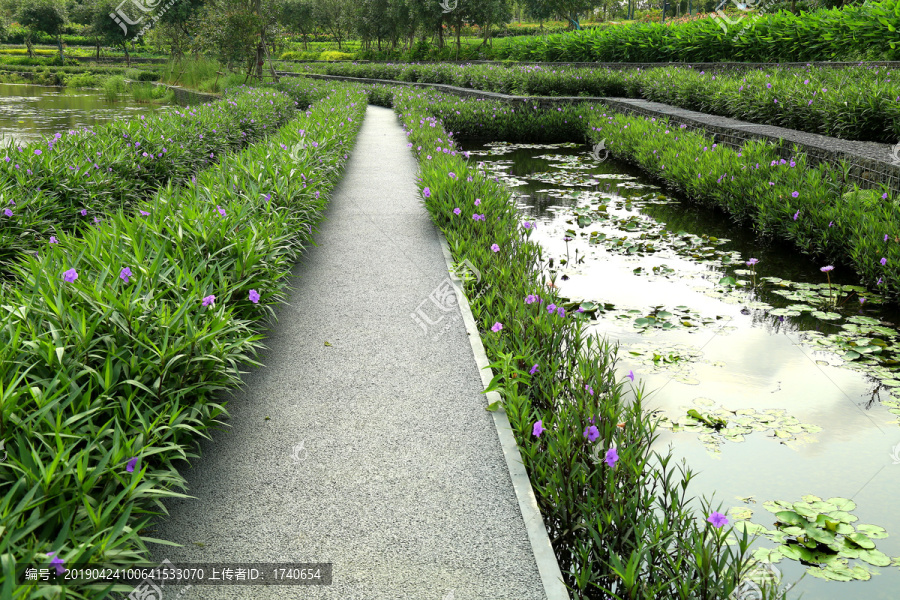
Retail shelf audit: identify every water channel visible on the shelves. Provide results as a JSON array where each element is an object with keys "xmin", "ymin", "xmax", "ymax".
[{"xmin": 460, "ymin": 139, "xmax": 900, "ymax": 600}]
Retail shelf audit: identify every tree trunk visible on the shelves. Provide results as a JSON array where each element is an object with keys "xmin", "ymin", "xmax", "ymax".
[
  {"xmin": 24, "ymin": 35, "xmax": 34, "ymax": 59},
  {"xmin": 124, "ymin": 44, "xmax": 130, "ymax": 67},
  {"xmin": 57, "ymin": 35, "xmax": 64, "ymax": 61}
]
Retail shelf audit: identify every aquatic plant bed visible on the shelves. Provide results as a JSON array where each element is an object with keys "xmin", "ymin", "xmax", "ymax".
[
  {"xmin": 295, "ymin": 62, "xmax": 900, "ymax": 144},
  {"xmin": 585, "ymin": 111, "xmax": 900, "ymax": 302},
  {"xmin": 0, "ymin": 85, "xmax": 303, "ymax": 276},
  {"xmin": 366, "ymin": 83, "xmax": 900, "ymax": 303},
  {"xmin": 369, "ymin": 82, "xmax": 780, "ymax": 600},
  {"xmin": 0, "ymin": 79, "xmax": 367, "ymax": 599},
  {"xmin": 464, "ymin": 139, "xmax": 900, "ymax": 597}
]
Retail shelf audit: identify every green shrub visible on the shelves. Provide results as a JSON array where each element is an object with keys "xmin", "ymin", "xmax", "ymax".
[
  {"xmin": 63, "ymin": 71, "xmax": 99, "ymax": 88},
  {"xmin": 102, "ymin": 75, "xmax": 126, "ymax": 100}
]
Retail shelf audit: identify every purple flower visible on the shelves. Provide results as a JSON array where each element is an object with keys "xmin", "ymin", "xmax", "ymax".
[
  {"xmin": 707, "ymin": 511, "xmax": 729, "ymax": 528},
  {"xmin": 584, "ymin": 425, "xmax": 600, "ymax": 442},
  {"xmin": 585, "ymin": 384, "xmax": 594, "ymax": 395},
  {"xmin": 491, "ymin": 322, "xmax": 503, "ymax": 332},
  {"xmin": 202, "ymin": 295, "xmax": 216, "ymax": 307},
  {"xmin": 80, "ymin": 209, "xmax": 87, "ymax": 216},
  {"xmin": 249, "ymin": 289, "xmax": 260, "ymax": 304},
  {"xmin": 34, "ymin": 149, "xmax": 42, "ymax": 155},
  {"xmin": 547, "ymin": 303, "xmax": 557, "ymax": 313},
  {"xmin": 821, "ymin": 265, "xmax": 834, "ymax": 272},
  {"xmin": 829, "ymin": 221, "xmax": 834, "ymax": 227},
  {"xmin": 523, "ymin": 222, "xmax": 532, "ymax": 229},
  {"xmin": 793, "ymin": 211, "xmax": 799, "ymax": 221},
  {"xmin": 423, "ymin": 187, "xmax": 431, "ymax": 198},
  {"xmin": 791, "ymin": 191, "xmax": 799, "ymax": 198},
  {"xmin": 126, "ymin": 457, "xmax": 138, "ymax": 472},
  {"xmin": 604, "ymin": 448, "xmax": 619, "ymax": 467},
  {"xmin": 63, "ymin": 268, "xmax": 78, "ymax": 283},
  {"xmin": 448, "ymin": 172, "xmax": 457, "ymax": 179},
  {"xmin": 119, "ymin": 267, "xmax": 132, "ymax": 283},
  {"xmin": 860, "ymin": 297, "xmax": 866, "ymax": 304},
  {"xmin": 533, "ymin": 420, "xmax": 545, "ymax": 437},
  {"xmin": 557, "ymin": 306, "xmax": 565, "ymax": 317},
  {"xmin": 886, "ymin": 234, "xmax": 890, "ymax": 242},
  {"xmin": 881, "ymin": 257, "xmax": 888, "ymax": 266},
  {"xmin": 49, "ymin": 236, "xmax": 58, "ymax": 244},
  {"xmin": 453, "ymin": 207, "xmax": 461, "ymax": 215},
  {"xmin": 217, "ymin": 205, "xmax": 226, "ymax": 217},
  {"xmin": 474, "ymin": 199, "xmax": 481, "ymax": 206},
  {"xmin": 746, "ymin": 258, "xmax": 759, "ymax": 266},
  {"xmin": 491, "ymin": 244, "xmax": 500, "ymax": 252},
  {"xmin": 140, "ymin": 210, "xmax": 150, "ymax": 216},
  {"xmin": 3, "ymin": 208, "xmax": 11, "ymax": 217},
  {"xmin": 627, "ymin": 370, "xmax": 635, "ymax": 382},
  {"xmin": 46, "ymin": 551, "xmax": 65, "ymax": 576},
  {"xmin": 525, "ymin": 294, "xmax": 538, "ymax": 304},
  {"xmin": 530, "ymin": 364, "xmax": 539, "ymax": 375}
]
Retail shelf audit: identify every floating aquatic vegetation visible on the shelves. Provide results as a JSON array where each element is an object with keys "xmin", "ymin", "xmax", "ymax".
[
  {"xmin": 727, "ymin": 495, "xmax": 900, "ymax": 582},
  {"xmin": 623, "ymin": 341, "xmax": 725, "ymax": 384},
  {"xmin": 655, "ymin": 398, "xmax": 822, "ymax": 455}
]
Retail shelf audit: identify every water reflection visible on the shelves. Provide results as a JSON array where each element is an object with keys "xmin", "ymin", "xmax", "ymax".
[
  {"xmin": 0, "ymin": 83, "xmax": 167, "ymax": 146},
  {"xmin": 462, "ymin": 140, "xmax": 900, "ymax": 600}
]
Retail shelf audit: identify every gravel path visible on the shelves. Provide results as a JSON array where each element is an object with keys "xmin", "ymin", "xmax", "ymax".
[{"xmin": 127, "ymin": 105, "xmax": 553, "ymax": 600}]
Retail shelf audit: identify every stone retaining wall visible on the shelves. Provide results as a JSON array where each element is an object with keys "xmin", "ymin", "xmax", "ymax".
[{"xmin": 283, "ymin": 71, "xmax": 900, "ymax": 195}]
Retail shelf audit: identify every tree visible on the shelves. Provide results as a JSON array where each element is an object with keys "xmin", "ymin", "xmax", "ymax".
[
  {"xmin": 279, "ymin": 0, "xmax": 315, "ymax": 50},
  {"xmin": 521, "ymin": 0, "xmax": 603, "ymax": 28},
  {"xmin": 18, "ymin": 0, "xmax": 67, "ymax": 59},
  {"xmin": 313, "ymin": 0, "xmax": 352, "ymax": 50}
]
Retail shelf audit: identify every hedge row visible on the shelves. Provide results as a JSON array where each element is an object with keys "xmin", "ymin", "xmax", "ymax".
[
  {"xmin": 492, "ymin": 0, "xmax": 900, "ymax": 62},
  {"xmin": 297, "ymin": 61, "xmax": 900, "ymax": 143}
]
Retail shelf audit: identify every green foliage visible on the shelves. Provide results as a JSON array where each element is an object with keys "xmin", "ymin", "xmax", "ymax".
[
  {"xmin": 300, "ymin": 61, "xmax": 900, "ymax": 144},
  {"xmin": 102, "ymin": 74, "xmax": 126, "ymax": 100},
  {"xmin": 584, "ymin": 110, "xmax": 900, "ymax": 301},
  {"xmin": 0, "ymin": 80, "xmax": 367, "ymax": 598},
  {"xmin": 0, "ymin": 86, "xmax": 298, "ymax": 276},
  {"xmin": 492, "ymin": 0, "xmax": 900, "ymax": 62},
  {"xmin": 63, "ymin": 71, "xmax": 100, "ymax": 87}
]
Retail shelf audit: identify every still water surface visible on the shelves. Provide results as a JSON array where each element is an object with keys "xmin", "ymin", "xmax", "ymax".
[
  {"xmin": 461, "ymin": 140, "xmax": 900, "ymax": 599},
  {"xmin": 0, "ymin": 83, "xmax": 166, "ymax": 146}
]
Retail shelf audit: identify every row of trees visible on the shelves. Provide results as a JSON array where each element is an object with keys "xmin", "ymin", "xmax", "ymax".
[{"xmin": 0, "ymin": 0, "xmax": 864, "ymax": 75}]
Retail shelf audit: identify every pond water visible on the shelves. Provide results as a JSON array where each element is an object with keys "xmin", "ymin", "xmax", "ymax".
[
  {"xmin": 0, "ymin": 83, "xmax": 167, "ymax": 147},
  {"xmin": 460, "ymin": 140, "xmax": 900, "ymax": 599}
]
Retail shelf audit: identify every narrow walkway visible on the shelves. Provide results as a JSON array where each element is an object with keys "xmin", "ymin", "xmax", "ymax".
[{"xmin": 138, "ymin": 106, "xmax": 550, "ymax": 599}]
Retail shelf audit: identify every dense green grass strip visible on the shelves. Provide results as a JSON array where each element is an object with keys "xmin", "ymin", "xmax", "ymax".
[
  {"xmin": 0, "ymin": 79, "xmax": 367, "ymax": 600},
  {"xmin": 0, "ymin": 85, "xmax": 307, "ymax": 276},
  {"xmin": 367, "ymin": 81, "xmax": 778, "ymax": 600},
  {"xmin": 299, "ymin": 61, "xmax": 900, "ymax": 143},
  {"xmin": 491, "ymin": 1, "xmax": 900, "ymax": 63},
  {"xmin": 585, "ymin": 111, "xmax": 900, "ymax": 301}
]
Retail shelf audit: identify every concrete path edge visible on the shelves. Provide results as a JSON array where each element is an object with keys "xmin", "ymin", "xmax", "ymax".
[{"xmin": 435, "ymin": 231, "xmax": 570, "ymax": 600}]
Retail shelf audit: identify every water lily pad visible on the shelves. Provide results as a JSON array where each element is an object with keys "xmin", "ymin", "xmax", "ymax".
[
  {"xmin": 827, "ymin": 511, "xmax": 859, "ymax": 524},
  {"xmin": 857, "ymin": 549, "xmax": 892, "ymax": 566},
  {"xmin": 855, "ymin": 524, "xmax": 888, "ymax": 539},
  {"xmin": 775, "ymin": 511, "xmax": 805, "ymax": 526},
  {"xmin": 846, "ymin": 533, "xmax": 876, "ymax": 549},
  {"xmin": 827, "ymin": 498, "xmax": 857, "ymax": 512}
]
